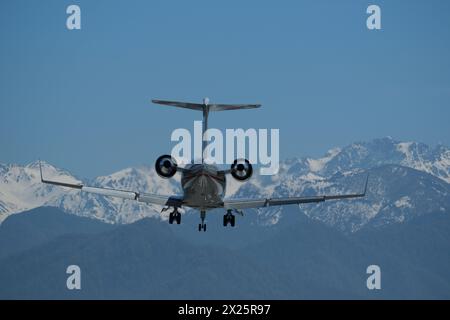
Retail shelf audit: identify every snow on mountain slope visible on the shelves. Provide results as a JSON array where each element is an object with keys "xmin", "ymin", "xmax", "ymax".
[
  {"xmin": 307, "ymin": 148, "xmax": 341, "ymax": 172},
  {"xmin": 397, "ymin": 142, "xmax": 450, "ymax": 183},
  {"xmin": 316, "ymin": 137, "xmax": 450, "ymax": 183},
  {"xmin": 301, "ymin": 166, "xmax": 449, "ymax": 233},
  {"xmin": 0, "ymin": 162, "xmax": 80, "ymax": 223}
]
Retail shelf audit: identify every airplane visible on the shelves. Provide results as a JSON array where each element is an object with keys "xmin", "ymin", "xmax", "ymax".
[{"xmin": 40, "ymin": 98, "xmax": 369, "ymax": 232}]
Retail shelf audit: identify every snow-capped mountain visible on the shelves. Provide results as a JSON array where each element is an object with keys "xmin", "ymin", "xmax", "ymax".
[
  {"xmin": 0, "ymin": 161, "xmax": 181, "ymax": 224},
  {"xmin": 0, "ymin": 162, "xmax": 79, "ymax": 222},
  {"xmin": 235, "ymin": 137, "xmax": 450, "ymax": 232},
  {"xmin": 1, "ymin": 137, "xmax": 449, "ymax": 232}
]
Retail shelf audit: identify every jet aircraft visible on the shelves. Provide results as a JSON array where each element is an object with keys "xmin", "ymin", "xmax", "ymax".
[{"xmin": 41, "ymin": 98, "xmax": 368, "ymax": 232}]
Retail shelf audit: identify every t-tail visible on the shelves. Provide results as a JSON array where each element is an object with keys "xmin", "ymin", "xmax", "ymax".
[{"xmin": 151, "ymin": 98, "xmax": 261, "ymax": 163}]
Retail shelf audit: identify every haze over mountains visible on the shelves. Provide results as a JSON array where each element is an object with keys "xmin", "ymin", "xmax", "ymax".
[
  {"xmin": 1, "ymin": 206, "xmax": 449, "ymax": 299},
  {"xmin": 1, "ymin": 137, "xmax": 449, "ymax": 233}
]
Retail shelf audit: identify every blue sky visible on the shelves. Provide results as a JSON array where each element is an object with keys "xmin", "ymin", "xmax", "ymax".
[{"xmin": 1, "ymin": 0, "xmax": 450, "ymax": 178}]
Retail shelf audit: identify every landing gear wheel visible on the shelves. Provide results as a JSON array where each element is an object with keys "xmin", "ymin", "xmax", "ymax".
[
  {"xmin": 223, "ymin": 211, "xmax": 236, "ymax": 228},
  {"xmin": 198, "ymin": 210, "xmax": 207, "ymax": 232},
  {"xmin": 169, "ymin": 213, "xmax": 174, "ymax": 224},
  {"xmin": 175, "ymin": 213, "xmax": 181, "ymax": 225}
]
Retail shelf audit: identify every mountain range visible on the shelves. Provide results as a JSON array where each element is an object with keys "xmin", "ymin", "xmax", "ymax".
[
  {"xmin": 1, "ymin": 137, "xmax": 449, "ymax": 233},
  {"xmin": 1, "ymin": 137, "xmax": 450, "ymax": 299}
]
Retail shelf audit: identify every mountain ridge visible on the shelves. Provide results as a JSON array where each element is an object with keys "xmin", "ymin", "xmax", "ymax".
[{"xmin": 1, "ymin": 137, "xmax": 449, "ymax": 233}]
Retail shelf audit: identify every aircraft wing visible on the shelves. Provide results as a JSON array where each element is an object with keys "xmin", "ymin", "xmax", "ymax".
[
  {"xmin": 39, "ymin": 163, "xmax": 183, "ymax": 207},
  {"xmin": 223, "ymin": 175, "xmax": 369, "ymax": 210}
]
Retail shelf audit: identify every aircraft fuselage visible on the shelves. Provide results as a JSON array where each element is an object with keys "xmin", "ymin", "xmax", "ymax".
[{"xmin": 181, "ymin": 164, "xmax": 226, "ymax": 210}]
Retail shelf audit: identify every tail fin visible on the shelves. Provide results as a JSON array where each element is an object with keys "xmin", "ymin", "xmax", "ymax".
[{"xmin": 151, "ymin": 98, "xmax": 261, "ymax": 163}]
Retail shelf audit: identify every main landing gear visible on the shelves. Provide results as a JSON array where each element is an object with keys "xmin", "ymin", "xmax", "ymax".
[
  {"xmin": 163, "ymin": 207, "xmax": 181, "ymax": 225},
  {"xmin": 223, "ymin": 209, "xmax": 235, "ymax": 227},
  {"xmin": 224, "ymin": 209, "xmax": 243, "ymax": 227}
]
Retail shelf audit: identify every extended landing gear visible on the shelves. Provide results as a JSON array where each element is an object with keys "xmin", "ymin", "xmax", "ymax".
[
  {"xmin": 224, "ymin": 209, "xmax": 243, "ymax": 227},
  {"xmin": 198, "ymin": 210, "xmax": 206, "ymax": 232},
  {"xmin": 223, "ymin": 209, "xmax": 235, "ymax": 227},
  {"xmin": 164, "ymin": 207, "xmax": 181, "ymax": 225}
]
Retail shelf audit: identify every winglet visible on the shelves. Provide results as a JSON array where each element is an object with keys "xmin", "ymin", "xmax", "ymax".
[
  {"xmin": 39, "ymin": 160, "xmax": 44, "ymax": 182},
  {"xmin": 38, "ymin": 161, "xmax": 83, "ymax": 189},
  {"xmin": 362, "ymin": 173, "xmax": 369, "ymax": 196}
]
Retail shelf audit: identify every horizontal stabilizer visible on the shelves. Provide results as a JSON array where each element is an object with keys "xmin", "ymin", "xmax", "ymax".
[
  {"xmin": 151, "ymin": 98, "xmax": 261, "ymax": 163},
  {"xmin": 151, "ymin": 100, "xmax": 204, "ymax": 111},
  {"xmin": 209, "ymin": 104, "xmax": 261, "ymax": 111},
  {"xmin": 151, "ymin": 99, "xmax": 261, "ymax": 112}
]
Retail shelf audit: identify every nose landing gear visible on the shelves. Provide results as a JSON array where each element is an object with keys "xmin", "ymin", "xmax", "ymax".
[{"xmin": 198, "ymin": 210, "xmax": 206, "ymax": 232}]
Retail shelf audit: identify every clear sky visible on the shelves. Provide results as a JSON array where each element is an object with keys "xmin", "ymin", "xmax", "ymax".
[{"xmin": 1, "ymin": 0, "xmax": 450, "ymax": 178}]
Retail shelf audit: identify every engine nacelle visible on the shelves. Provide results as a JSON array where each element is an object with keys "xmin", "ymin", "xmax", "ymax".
[
  {"xmin": 155, "ymin": 155, "xmax": 178, "ymax": 178},
  {"xmin": 231, "ymin": 159, "xmax": 253, "ymax": 181}
]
